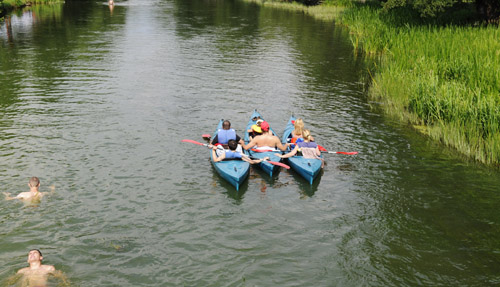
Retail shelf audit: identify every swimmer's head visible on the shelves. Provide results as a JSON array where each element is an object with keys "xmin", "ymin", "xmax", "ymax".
[
  {"xmin": 29, "ymin": 177, "xmax": 40, "ymax": 188},
  {"xmin": 27, "ymin": 249, "xmax": 43, "ymax": 262}
]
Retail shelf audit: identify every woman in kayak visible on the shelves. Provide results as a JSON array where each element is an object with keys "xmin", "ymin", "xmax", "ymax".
[{"xmin": 276, "ymin": 129, "xmax": 323, "ymax": 167}]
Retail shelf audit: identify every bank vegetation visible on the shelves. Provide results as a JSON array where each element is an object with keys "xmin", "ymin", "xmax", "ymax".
[{"xmin": 246, "ymin": 0, "xmax": 500, "ymax": 167}]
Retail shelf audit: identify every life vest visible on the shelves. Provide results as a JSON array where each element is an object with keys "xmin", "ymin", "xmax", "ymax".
[
  {"xmin": 217, "ymin": 129, "xmax": 236, "ymax": 144},
  {"xmin": 225, "ymin": 151, "xmax": 242, "ymax": 159},
  {"xmin": 290, "ymin": 137, "xmax": 304, "ymax": 149},
  {"xmin": 297, "ymin": 141, "xmax": 317, "ymax": 148}
]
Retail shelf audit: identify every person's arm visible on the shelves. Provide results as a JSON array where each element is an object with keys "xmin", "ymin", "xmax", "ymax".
[
  {"xmin": 211, "ymin": 135, "xmax": 218, "ymax": 145},
  {"xmin": 315, "ymin": 146, "xmax": 321, "ymax": 156},
  {"xmin": 51, "ymin": 270, "xmax": 70, "ymax": 286},
  {"xmin": 275, "ymin": 138, "xmax": 288, "ymax": 151},
  {"xmin": 3, "ymin": 192, "xmax": 19, "ymax": 201},
  {"xmin": 242, "ymin": 137, "xmax": 257, "ymax": 150},
  {"xmin": 275, "ymin": 146, "xmax": 298, "ymax": 159},
  {"xmin": 242, "ymin": 155, "xmax": 269, "ymax": 165},
  {"xmin": 41, "ymin": 185, "xmax": 56, "ymax": 196},
  {"xmin": 212, "ymin": 147, "xmax": 226, "ymax": 162}
]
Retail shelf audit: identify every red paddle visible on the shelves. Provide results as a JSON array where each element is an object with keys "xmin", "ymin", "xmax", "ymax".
[
  {"xmin": 317, "ymin": 144, "xmax": 357, "ymax": 155},
  {"xmin": 249, "ymin": 157, "xmax": 290, "ymax": 169},
  {"xmin": 183, "ymin": 139, "xmax": 290, "ymax": 168},
  {"xmin": 182, "ymin": 139, "xmax": 209, "ymax": 146}
]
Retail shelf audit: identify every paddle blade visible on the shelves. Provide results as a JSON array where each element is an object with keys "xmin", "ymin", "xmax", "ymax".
[
  {"xmin": 330, "ymin": 151, "xmax": 358, "ymax": 155},
  {"xmin": 182, "ymin": 139, "xmax": 206, "ymax": 146},
  {"xmin": 268, "ymin": 161, "xmax": 290, "ymax": 169},
  {"xmin": 318, "ymin": 145, "xmax": 327, "ymax": 152},
  {"xmin": 202, "ymin": 134, "xmax": 211, "ymax": 141}
]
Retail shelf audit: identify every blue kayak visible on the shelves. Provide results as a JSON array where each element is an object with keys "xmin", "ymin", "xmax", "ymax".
[
  {"xmin": 281, "ymin": 116, "xmax": 323, "ymax": 185},
  {"xmin": 244, "ymin": 110, "xmax": 283, "ymax": 177},
  {"xmin": 211, "ymin": 119, "xmax": 250, "ymax": 190}
]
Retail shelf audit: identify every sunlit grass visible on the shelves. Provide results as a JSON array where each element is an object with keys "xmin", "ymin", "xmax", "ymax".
[
  {"xmin": 2, "ymin": 0, "xmax": 62, "ymax": 9},
  {"xmin": 244, "ymin": 0, "xmax": 500, "ymax": 166},
  {"xmin": 244, "ymin": 0, "xmax": 345, "ymax": 21}
]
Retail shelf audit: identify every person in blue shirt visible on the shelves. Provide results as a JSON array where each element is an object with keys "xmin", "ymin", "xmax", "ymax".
[
  {"xmin": 212, "ymin": 140, "xmax": 268, "ymax": 164},
  {"xmin": 211, "ymin": 120, "xmax": 244, "ymax": 147}
]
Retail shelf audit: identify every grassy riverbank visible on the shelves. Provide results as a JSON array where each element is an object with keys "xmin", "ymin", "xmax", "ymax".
[
  {"xmin": 1, "ymin": 0, "xmax": 60, "ymax": 12},
  {"xmin": 246, "ymin": 0, "xmax": 500, "ymax": 166}
]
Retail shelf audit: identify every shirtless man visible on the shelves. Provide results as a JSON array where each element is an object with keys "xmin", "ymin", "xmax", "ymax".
[
  {"xmin": 7, "ymin": 249, "xmax": 71, "ymax": 287},
  {"xmin": 242, "ymin": 121, "xmax": 288, "ymax": 152},
  {"xmin": 16, "ymin": 249, "xmax": 56, "ymax": 286},
  {"xmin": 3, "ymin": 177, "xmax": 54, "ymax": 202}
]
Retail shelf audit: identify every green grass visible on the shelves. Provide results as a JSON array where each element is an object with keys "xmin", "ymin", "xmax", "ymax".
[
  {"xmin": 339, "ymin": 6, "xmax": 500, "ymax": 165},
  {"xmin": 2, "ymin": 0, "xmax": 61, "ymax": 9},
  {"xmin": 244, "ymin": 0, "xmax": 500, "ymax": 166}
]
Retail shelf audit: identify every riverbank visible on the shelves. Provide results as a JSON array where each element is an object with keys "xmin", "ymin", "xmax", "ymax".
[
  {"xmin": 1, "ymin": 0, "xmax": 60, "ymax": 15},
  {"xmin": 245, "ymin": 0, "xmax": 500, "ymax": 167}
]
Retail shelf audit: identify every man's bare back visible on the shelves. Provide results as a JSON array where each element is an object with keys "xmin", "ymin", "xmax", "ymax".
[
  {"xmin": 3, "ymin": 177, "xmax": 54, "ymax": 202},
  {"xmin": 243, "ymin": 132, "xmax": 287, "ymax": 151}
]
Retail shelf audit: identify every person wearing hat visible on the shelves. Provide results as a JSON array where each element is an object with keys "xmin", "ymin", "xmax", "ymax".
[
  {"xmin": 242, "ymin": 121, "xmax": 288, "ymax": 152},
  {"xmin": 247, "ymin": 119, "xmax": 264, "ymax": 140}
]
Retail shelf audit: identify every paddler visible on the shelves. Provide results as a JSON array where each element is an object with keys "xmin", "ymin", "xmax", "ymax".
[
  {"xmin": 241, "ymin": 121, "xmax": 287, "ymax": 152},
  {"xmin": 247, "ymin": 119, "xmax": 264, "ymax": 140},
  {"xmin": 211, "ymin": 120, "xmax": 244, "ymax": 148},
  {"xmin": 212, "ymin": 140, "xmax": 268, "ymax": 164}
]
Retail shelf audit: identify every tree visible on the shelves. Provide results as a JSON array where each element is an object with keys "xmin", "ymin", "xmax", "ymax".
[{"xmin": 381, "ymin": 0, "xmax": 499, "ymax": 20}]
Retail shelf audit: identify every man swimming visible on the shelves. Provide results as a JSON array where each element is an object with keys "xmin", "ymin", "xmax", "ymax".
[
  {"xmin": 16, "ymin": 249, "xmax": 56, "ymax": 286},
  {"xmin": 6, "ymin": 249, "xmax": 70, "ymax": 287},
  {"xmin": 3, "ymin": 177, "xmax": 54, "ymax": 202}
]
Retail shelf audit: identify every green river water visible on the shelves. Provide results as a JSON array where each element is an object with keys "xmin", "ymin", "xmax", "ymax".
[{"xmin": 1, "ymin": 0, "xmax": 499, "ymax": 286}]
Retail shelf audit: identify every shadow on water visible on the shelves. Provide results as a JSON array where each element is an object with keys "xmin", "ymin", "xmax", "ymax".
[
  {"xmin": 287, "ymin": 169, "xmax": 323, "ymax": 197},
  {"xmin": 208, "ymin": 164, "xmax": 248, "ymax": 202}
]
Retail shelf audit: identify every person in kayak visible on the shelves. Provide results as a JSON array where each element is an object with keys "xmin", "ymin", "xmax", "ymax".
[
  {"xmin": 212, "ymin": 140, "xmax": 268, "ymax": 164},
  {"xmin": 242, "ymin": 121, "xmax": 287, "ymax": 152},
  {"xmin": 211, "ymin": 120, "xmax": 244, "ymax": 147},
  {"xmin": 247, "ymin": 119, "xmax": 264, "ymax": 140},
  {"xmin": 3, "ymin": 177, "xmax": 55, "ymax": 202},
  {"xmin": 275, "ymin": 129, "xmax": 324, "ymax": 167},
  {"xmin": 289, "ymin": 118, "xmax": 314, "ymax": 145}
]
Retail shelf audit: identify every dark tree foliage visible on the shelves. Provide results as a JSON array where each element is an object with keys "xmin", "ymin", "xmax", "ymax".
[
  {"xmin": 476, "ymin": 0, "xmax": 500, "ymax": 20},
  {"xmin": 285, "ymin": 0, "xmax": 322, "ymax": 6},
  {"xmin": 380, "ymin": 0, "xmax": 499, "ymax": 21}
]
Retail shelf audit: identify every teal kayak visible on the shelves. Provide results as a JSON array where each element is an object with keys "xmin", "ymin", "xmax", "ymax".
[
  {"xmin": 281, "ymin": 116, "xmax": 323, "ymax": 185},
  {"xmin": 244, "ymin": 110, "xmax": 283, "ymax": 177},
  {"xmin": 211, "ymin": 119, "xmax": 250, "ymax": 190}
]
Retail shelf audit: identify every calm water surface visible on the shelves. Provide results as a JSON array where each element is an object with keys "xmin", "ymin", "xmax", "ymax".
[{"xmin": 1, "ymin": 1, "xmax": 499, "ymax": 286}]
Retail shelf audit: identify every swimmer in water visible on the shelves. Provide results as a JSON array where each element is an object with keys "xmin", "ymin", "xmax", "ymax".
[
  {"xmin": 6, "ymin": 249, "xmax": 70, "ymax": 287},
  {"xmin": 3, "ymin": 177, "xmax": 54, "ymax": 202}
]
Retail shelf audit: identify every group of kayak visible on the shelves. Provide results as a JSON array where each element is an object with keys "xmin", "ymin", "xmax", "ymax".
[{"xmin": 184, "ymin": 110, "xmax": 329, "ymax": 190}]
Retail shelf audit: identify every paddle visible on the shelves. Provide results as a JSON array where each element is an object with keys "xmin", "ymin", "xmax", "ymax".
[
  {"xmin": 183, "ymin": 139, "xmax": 290, "ymax": 168},
  {"xmin": 323, "ymin": 151, "xmax": 358, "ymax": 155},
  {"xmin": 202, "ymin": 134, "xmax": 211, "ymax": 141},
  {"xmin": 317, "ymin": 144, "xmax": 357, "ymax": 155},
  {"xmin": 249, "ymin": 157, "xmax": 290, "ymax": 169},
  {"xmin": 182, "ymin": 139, "xmax": 209, "ymax": 147}
]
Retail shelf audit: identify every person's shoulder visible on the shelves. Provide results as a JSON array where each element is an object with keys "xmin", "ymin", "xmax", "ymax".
[
  {"xmin": 16, "ymin": 192, "xmax": 31, "ymax": 199},
  {"xmin": 43, "ymin": 265, "xmax": 56, "ymax": 272},
  {"xmin": 17, "ymin": 267, "xmax": 29, "ymax": 274}
]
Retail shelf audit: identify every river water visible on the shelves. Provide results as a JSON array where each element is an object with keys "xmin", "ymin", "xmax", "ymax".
[{"xmin": 1, "ymin": 1, "xmax": 499, "ymax": 286}]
